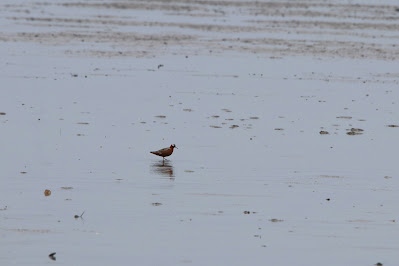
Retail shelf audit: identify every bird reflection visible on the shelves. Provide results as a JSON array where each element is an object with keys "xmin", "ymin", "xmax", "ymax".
[{"xmin": 151, "ymin": 160, "xmax": 174, "ymax": 179}]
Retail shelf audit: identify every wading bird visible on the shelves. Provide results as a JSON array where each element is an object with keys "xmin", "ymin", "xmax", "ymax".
[{"xmin": 150, "ymin": 144, "xmax": 177, "ymax": 161}]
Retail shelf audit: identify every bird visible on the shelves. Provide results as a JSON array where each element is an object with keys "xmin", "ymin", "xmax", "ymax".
[{"xmin": 150, "ymin": 144, "xmax": 177, "ymax": 161}]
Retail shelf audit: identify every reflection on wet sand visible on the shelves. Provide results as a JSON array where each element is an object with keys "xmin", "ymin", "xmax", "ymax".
[{"xmin": 151, "ymin": 160, "xmax": 174, "ymax": 178}]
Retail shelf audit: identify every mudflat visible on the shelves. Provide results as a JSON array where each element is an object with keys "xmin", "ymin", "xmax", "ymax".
[{"xmin": 0, "ymin": 1, "xmax": 398, "ymax": 265}]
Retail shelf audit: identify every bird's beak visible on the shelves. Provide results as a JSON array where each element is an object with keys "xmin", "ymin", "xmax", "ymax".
[{"xmin": 175, "ymin": 146, "xmax": 178, "ymax": 149}]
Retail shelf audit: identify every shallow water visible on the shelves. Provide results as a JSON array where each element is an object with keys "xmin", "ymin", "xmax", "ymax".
[{"xmin": 1, "ymin": 0, "xmax": 399, "ymax": 265}]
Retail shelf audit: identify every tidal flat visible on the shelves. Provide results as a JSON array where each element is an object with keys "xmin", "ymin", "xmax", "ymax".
[{"xmin": 0, "ymin": 0, "xmax": 398, "ymax": 265}]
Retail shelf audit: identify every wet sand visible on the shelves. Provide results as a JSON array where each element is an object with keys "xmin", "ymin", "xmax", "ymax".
[{"xmin": 1, "ymin": 0, "xmax": 399, "ymax": 265}]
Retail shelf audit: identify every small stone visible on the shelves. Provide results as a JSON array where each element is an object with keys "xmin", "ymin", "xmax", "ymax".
[
  {"xmin": 347, "ymin": 131, "xmax": 362, "ymax": 135},
  {"xmin": 269, "ymin": 218, "xmax": 284, "ymax": 222}
]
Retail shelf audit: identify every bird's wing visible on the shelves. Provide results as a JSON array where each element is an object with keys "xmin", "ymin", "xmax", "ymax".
[{"xmin": 150, "ymin": 147, "xmax": 169, "ymax": 155}]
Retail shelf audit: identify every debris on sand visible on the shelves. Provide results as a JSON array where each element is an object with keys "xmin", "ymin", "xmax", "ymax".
[
  {"xmin": 386, "ymin": 124, "xmax": 399, "ymax": 127},
  {"xmin": 48, "ymin": 252, "xmax": 56, "ymax": 261},
  {"xmin": 347, "ymin": 128, "xmax": 364, "ymax": 135},
  {"xmin": 74, "ymin": 211, "xmax": 85, "ymax": 219},
  {"xmin": 269, "ymin": 218, "xmax": 284, "ymax": 222},
  {"xmin": 319, "ymin": 130, "xmax": 329, "ymax": 135},
  {"xmin": 152, "ymin": 202, "xmax": 162, "ymax": 206},
  {"xmin": 320, "ymin": 175, "xmax": 343, "ymax": 178},
  {"xmin": 44, "ymin": 189, "xmax": 51, "ymax": 196}
]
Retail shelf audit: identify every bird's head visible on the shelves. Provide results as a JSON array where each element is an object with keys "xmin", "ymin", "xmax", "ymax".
[{"xmin": 170, "ymin": 144, "xmax": 177, "ymax": 149}]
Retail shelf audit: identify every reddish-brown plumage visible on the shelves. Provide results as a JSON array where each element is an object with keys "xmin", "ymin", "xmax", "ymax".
[{"xmin": 150, "ymin": 144, "xmax": 177, "ymax": 160}]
